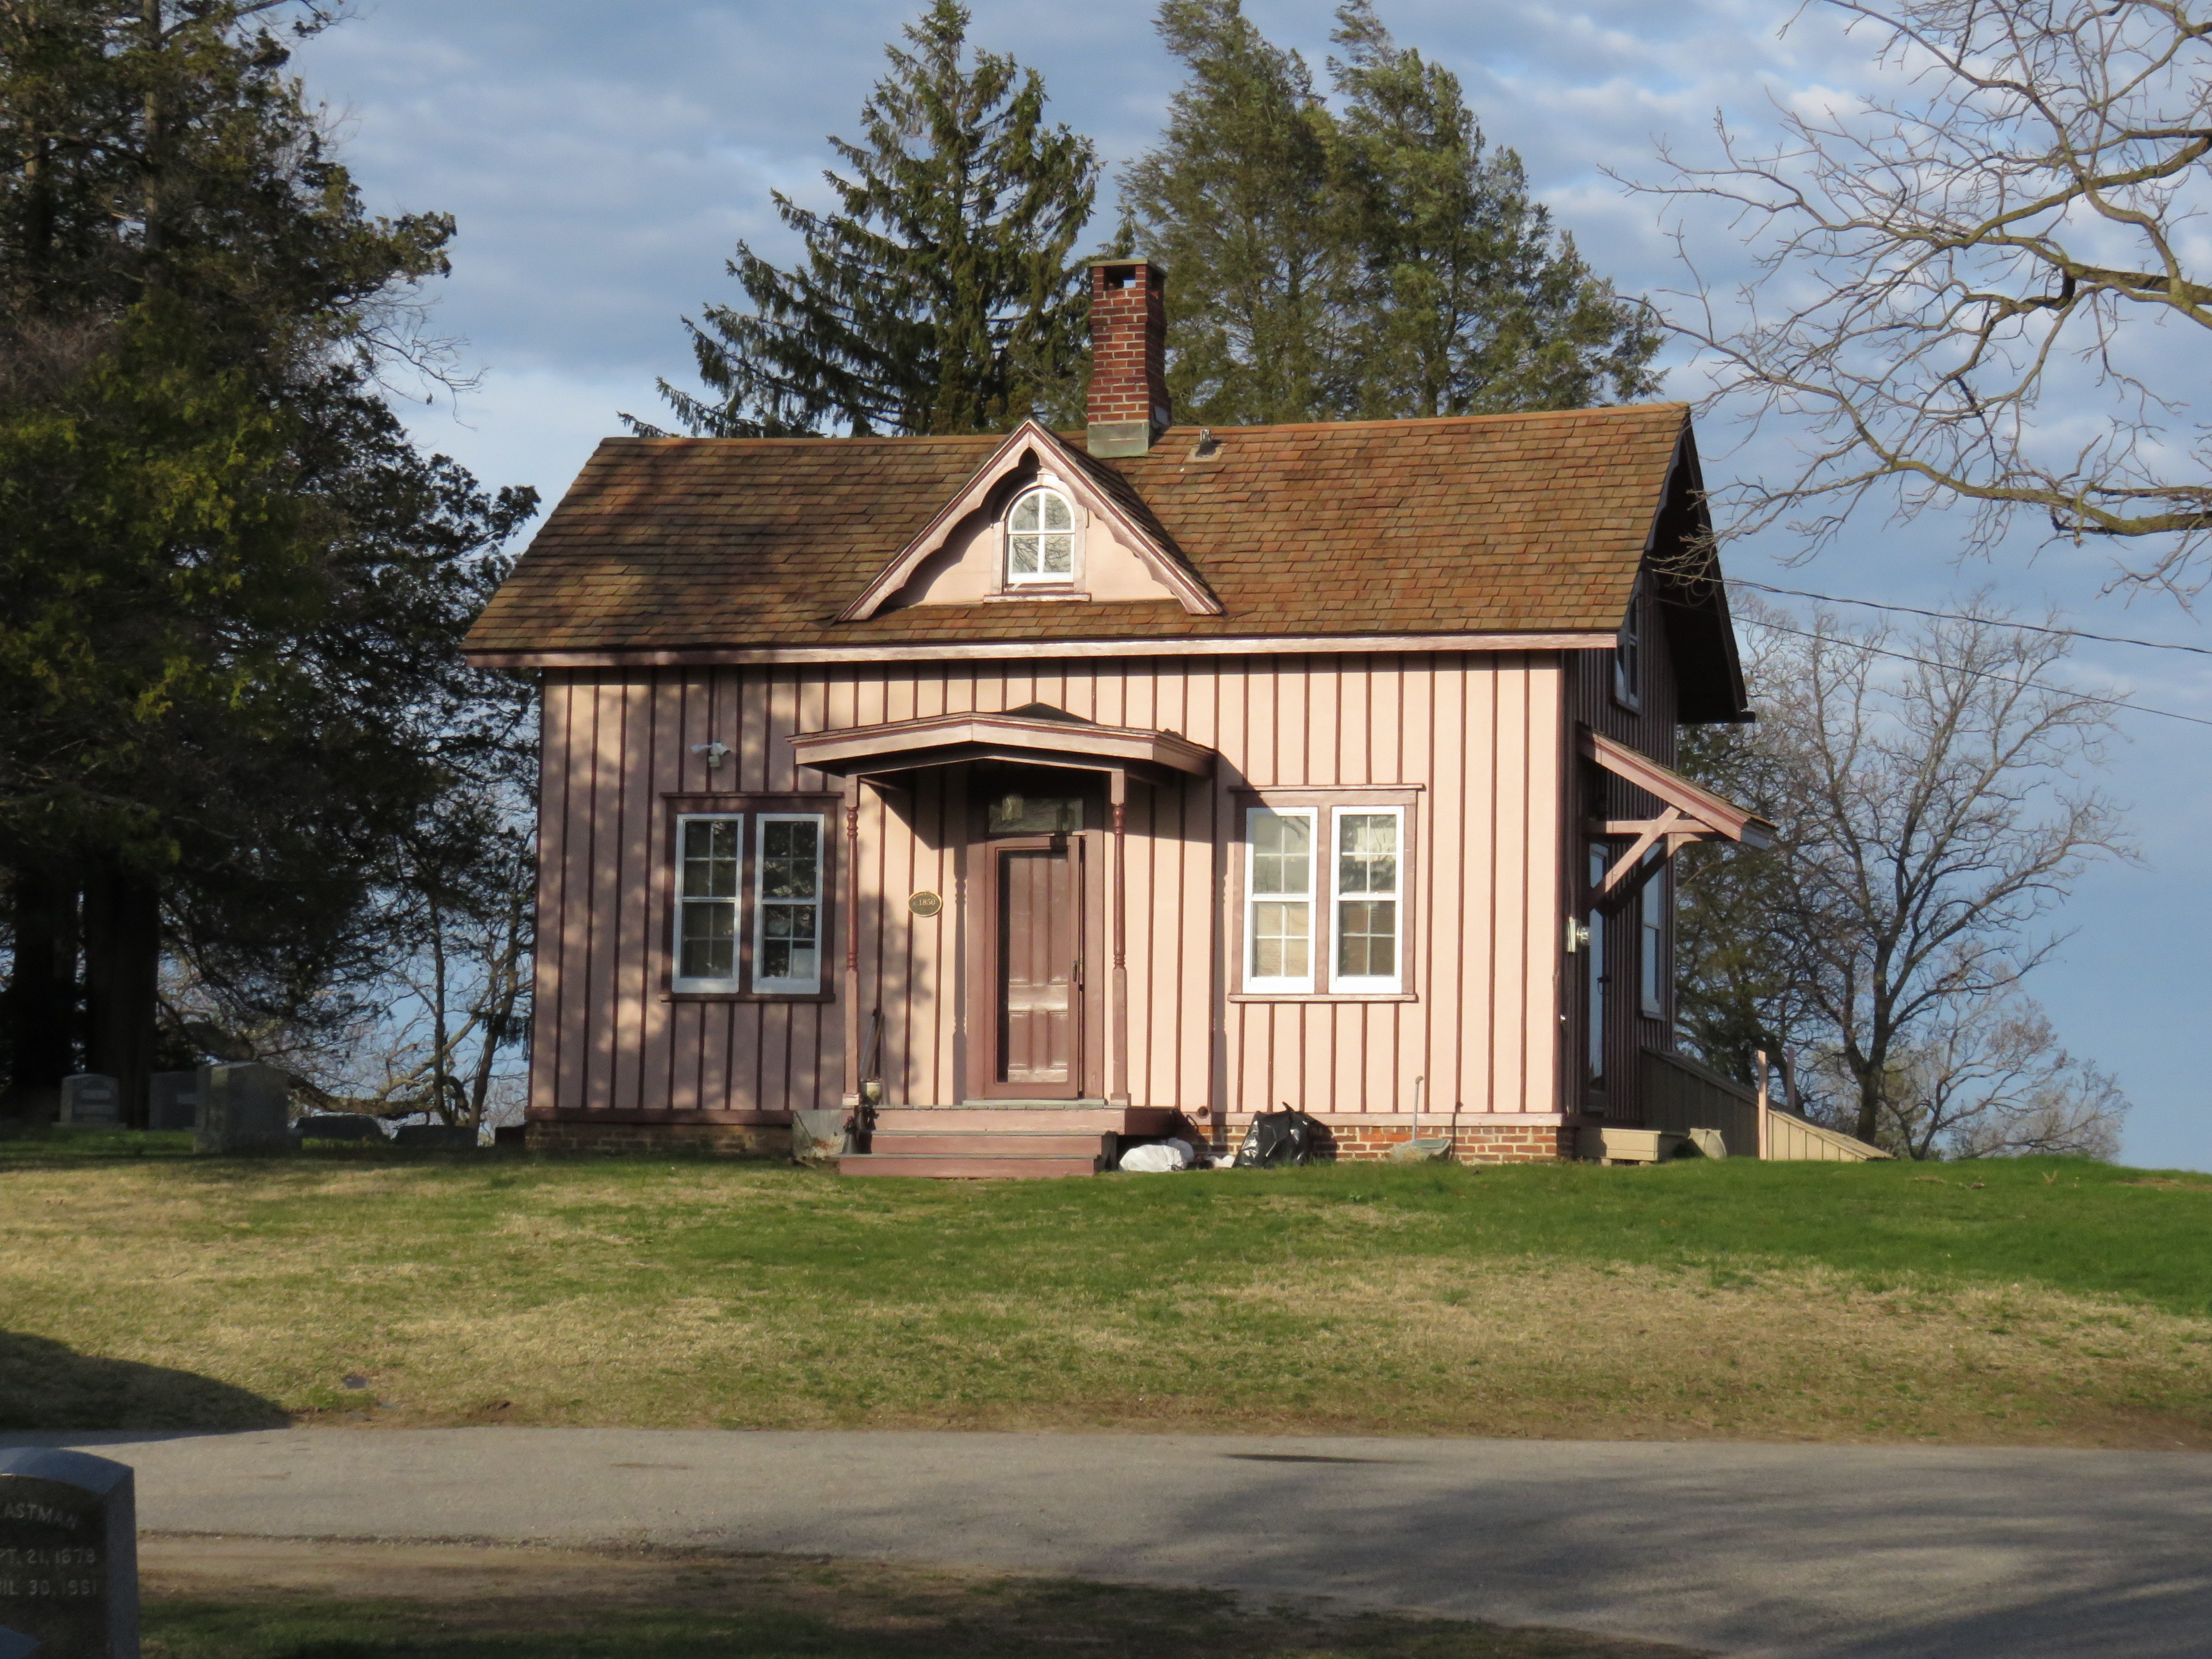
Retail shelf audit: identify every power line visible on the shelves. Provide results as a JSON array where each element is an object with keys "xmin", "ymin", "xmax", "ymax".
[
  {"xmin": 1739, "ymin": 616, "xmax": 2212, "ymax": 730},
  {"xmin": 1726, "ymin": 578, "xmax": 2212, "ymax": 660}
]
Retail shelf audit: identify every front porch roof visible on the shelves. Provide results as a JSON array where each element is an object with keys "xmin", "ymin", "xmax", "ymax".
[{"xmin": 788, "ymin": 704, "xmax": 1215, "ymax": 786}]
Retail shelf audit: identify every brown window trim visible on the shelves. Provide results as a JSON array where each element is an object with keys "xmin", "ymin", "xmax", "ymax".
[
  {"xmin": 659, "ymin": 991, "xmax": 836, "ymax": 1006},
  {"xmin": 660, "ymin": 791, "xmax": 841, "ymax": 1003},
  {"xmin": 1611, "ymin": 579, "xmax": 1645, "ymax": 713},
  {"xmin": 1228, "ymin": 785, "xmax": 1420, "ymax": 1001}
]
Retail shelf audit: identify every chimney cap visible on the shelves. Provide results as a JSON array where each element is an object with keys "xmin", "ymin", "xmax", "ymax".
[{"xmin": 1086, "ymin": 255, "xmax": 1169, "ymax": 275}]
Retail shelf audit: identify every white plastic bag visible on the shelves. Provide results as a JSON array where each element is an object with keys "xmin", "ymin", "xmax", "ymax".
[{"xmin": 1118, "ymin": 1137, "xmax": 1195, "ymax": 1173}]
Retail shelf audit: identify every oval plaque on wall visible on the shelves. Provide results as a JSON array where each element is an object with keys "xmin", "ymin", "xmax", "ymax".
[{"xmin": 908, "ymin": 890, "xmax": 944, "ymax": 917}]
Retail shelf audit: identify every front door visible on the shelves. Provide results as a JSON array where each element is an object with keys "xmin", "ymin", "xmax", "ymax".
[{"xmin": 986, "ymin": 836, "xmax": 1084, "ymax": 1097}]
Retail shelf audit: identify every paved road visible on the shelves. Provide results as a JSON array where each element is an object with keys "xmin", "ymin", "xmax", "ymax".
[{"xmin": 11, "ymin": 1429, "xmax": 2209, "ymax": 1658}]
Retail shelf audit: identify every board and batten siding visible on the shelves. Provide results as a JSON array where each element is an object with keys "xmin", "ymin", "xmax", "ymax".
[
  {"xmin": 529, "ymin": 652, "xmax": 1568, "ymax": 1129},
  {"xmin": 1564, "ymin": 579, "xmax": 1685, "ymax": 1124}
]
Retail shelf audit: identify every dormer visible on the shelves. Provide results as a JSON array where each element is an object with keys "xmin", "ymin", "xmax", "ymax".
[{"xmin": 836, "ymin": 421, "xmax": 1221, "ymax": 620}]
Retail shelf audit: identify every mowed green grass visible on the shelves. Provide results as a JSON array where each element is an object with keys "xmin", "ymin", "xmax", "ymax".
[{"xmin": 3, "ymin": 1127, "xmax": 2209, "ymax": 1446}]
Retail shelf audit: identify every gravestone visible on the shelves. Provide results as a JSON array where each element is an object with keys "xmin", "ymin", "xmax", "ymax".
[
  {"xmin": 57, "ymin": 1076, "xmax": 120, "ymax": 1129},
  {"xmin": 292, "ymin": 1114, "xmax": 385, "ymax": 1144},
  {"xmin": 392, "ymin": 1123, "xmax": 477, "ymax": 1150},
  {"xmin": 193, "ymin": 1062, "xmax": 289, "ymax": 1154},
  {"xmin": 0, "ymin": 1447, "xmax": 138, "ymax": 1659},
  {"xmin": 144, "ymin": 1073, "xmax": 199, "ymax": 1133}
]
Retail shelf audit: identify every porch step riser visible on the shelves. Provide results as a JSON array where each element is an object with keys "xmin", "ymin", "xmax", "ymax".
[
  {"xmin": 870, "ymin": 1132, "xmax": 1108, "ymax": 1157},
  {"xmin": 871, "ymin": 1107, "xmax": 1177, "ymax": 1136}
]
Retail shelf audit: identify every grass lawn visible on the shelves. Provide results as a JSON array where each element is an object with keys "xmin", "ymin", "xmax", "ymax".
[
  {"xmin": 139, "ymin": 1539, "xmax": 1697, "ymax": 1658},
  {"xmin": 3, "ymin": 1127, "xmax": 2209, "ymax": 1446}
]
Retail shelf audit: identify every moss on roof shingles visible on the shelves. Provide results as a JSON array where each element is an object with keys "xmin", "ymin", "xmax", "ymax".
[{"xmin": 464, "ymin": 402, "xmax": 1690, "ymax": 658}]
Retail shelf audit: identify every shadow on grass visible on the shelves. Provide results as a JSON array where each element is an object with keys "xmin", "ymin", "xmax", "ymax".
[
  {"xmin": 0, "ymin": 1122, "xmax": 196, "ymax": 1160},
  {"xmin": 144, "ymin": 1582, "xmax": 1697, "ymax": 1659},
  {"xmin": 0, "ymin": 1330, "xmax": 287, "ymax": 1433}
]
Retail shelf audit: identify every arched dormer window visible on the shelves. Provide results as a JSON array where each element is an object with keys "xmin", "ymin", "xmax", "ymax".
[{"xmin": 1006, "ymin": 479, "xmax": 1076, "ymax": 586}]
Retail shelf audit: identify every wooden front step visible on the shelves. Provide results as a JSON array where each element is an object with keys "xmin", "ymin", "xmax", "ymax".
[
  {"xmin": 839, "ymin": 1105, "xmax": 1190, "ymax": 1178},
  {"xmin": 839, "ymin": 1119, "xmax": 1115, "ymax": 1179},
  {"xmin": 870, "ymin": 1129, "xmax": 1107, "ymax": 1157},
  {"xmin": 871, "ymin": 1106, "xmax": 1177, "ymax": 1137}
]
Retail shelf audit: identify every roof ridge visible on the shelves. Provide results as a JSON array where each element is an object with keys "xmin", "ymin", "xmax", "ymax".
[
  {"xmin": 1149, "ymin": 403, "xmax": 1690, "ymax": 437},
  {"xmin": 592, "ymin": 402, "xmax": 1689, "ymax": 451}
]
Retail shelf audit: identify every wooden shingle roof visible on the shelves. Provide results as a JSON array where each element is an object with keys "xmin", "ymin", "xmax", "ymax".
[{"xmin": 464, "ymin": 402, "xmax": 1699, "ymax": 661}]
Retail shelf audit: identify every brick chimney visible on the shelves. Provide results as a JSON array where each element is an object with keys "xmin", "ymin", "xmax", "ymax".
[{"xmin": 1086, "ymin": 258, "xmax": 1170, "ymax": 457}]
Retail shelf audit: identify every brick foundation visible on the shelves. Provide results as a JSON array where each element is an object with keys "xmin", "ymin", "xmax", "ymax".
[
  {"xmin": 1222, "ymin": 1119, "xmax": 1579, "ymax": 1165},
  {"xmin": 525, "ymin": 1120, "xmax": 791, "ymax": 1158}
]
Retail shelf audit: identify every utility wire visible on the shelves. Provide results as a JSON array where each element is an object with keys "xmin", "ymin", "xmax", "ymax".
[
  {"xmin": 1739, "ymin": 616, "xmax": 2212, "ymax": 730},
  {"xmin": 1726, "ymin": 577, "xmax": 2212, "ymax": 660}
]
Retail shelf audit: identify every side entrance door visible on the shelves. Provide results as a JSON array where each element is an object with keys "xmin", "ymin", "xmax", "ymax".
[{"xmin": 979, "ymin": 835, "xmax": 1084, "ymax": 1099}]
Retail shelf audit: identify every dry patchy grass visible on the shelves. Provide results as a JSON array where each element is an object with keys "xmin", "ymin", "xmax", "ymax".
[{"xmin": 2, "ymin": 1149, "xmax": 2208, "ymax": 1447}]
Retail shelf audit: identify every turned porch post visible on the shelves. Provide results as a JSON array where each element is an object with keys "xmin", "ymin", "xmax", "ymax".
[{"xmin": 1110, "ymin": 769, "xmax": 1130, "ymax": 1109}]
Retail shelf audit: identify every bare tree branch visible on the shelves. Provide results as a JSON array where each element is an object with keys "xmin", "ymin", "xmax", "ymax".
[
  {"xmin": 1622, "ymin": 0, "xmax": 2212, "ymax": 588},
  {"xmin": 1678, "ymin": 598, "xmax": 2133, "ymax": 1155}
]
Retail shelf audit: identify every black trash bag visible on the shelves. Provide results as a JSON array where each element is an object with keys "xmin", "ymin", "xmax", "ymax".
[{"xmin": 1233, "ymin": 1106, "xmax": 1323, "ymax": 1168}]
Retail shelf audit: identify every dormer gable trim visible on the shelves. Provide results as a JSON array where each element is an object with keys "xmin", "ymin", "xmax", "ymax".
[{"xmin": 836, "ymin": 419, "xmax": 1222, "ymax": 622}]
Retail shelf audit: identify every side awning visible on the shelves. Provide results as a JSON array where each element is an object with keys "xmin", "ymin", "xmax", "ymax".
[
  {"xmin": 1582, "ymin": 727, "xmax": 1773, "ymax": 900},
  {"xmin": 788, "ymin": 702, "xmax": 1214, "ymax": 788}
]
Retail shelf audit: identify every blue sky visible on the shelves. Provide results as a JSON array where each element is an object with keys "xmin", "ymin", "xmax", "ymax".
[{"xmin": 297, "ymin": 0, "xmax": 2210, "ymax": 1168}]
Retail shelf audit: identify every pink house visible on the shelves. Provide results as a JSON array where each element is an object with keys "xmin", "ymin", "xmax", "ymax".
[{"xmin": 464, "ymin": 260, "xmax": 1769, "ymax": 1173}]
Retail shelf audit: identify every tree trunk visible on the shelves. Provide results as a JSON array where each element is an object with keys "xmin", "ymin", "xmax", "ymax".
[
  {"xmin": 83, "ymin": 863, "xmax": 160, "ymax": 1129},
  {"xmin": 5, "ymin": 864, "xmax": 80, "ymax": 1112},
  {"xmin": 1854, "ymin": 1082, "xmax": 1881, "ymax": 1146}
]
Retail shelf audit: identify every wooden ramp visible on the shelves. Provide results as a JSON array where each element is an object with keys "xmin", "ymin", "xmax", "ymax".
[
  {"xmin": 1639, "ymin": 1050, "xmax": 1890, "ymax": 1161},
  {"xmin": 838, "ymin": 1106, "xmax": 1179, "ymax": 1179}
]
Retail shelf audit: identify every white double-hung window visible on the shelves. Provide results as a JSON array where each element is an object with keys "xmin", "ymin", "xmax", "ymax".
[
  {"xmin": 1244, "ymin": 807, "xmax": 1316, "ymax": 993},
  {"xmin": 1241, "ymin": 801, "xmax": 1413, "ymax": 997},
  {"xmin": 1331, "ymin": 807, "xmax": 1404, "ymax": 993},
  {"xmin": 671, "ymin": 806, "xmax": 828, "ymax": 996},
  {"xmin": 753, "ymin": 814, "xmax": 826, "ymax": 994},
  {"xmin": 674, "ymin": 814, "xmax": 744, "ymax": 990}
]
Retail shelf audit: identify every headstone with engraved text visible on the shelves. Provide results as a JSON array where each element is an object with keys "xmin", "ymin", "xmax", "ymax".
[
  {"xmin": 0, "ymin": 1447, "xmax": 138, "ymax": 1659},
  {"xmin": 57, "ymin": 1077, "xmax": 120, "ymax": 1129}
]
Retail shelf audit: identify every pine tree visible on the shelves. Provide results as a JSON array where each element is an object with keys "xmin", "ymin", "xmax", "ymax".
[
  {"xmin": 1327, "ymin": 1, "xmax": 1659, "ymax": 417},
  {"xmin": 643, "ymin": 0, "xmax": 1097, "ymax": 438},
  {"xmin": 0, "ymin": 1, "xmax": 534, "ymax": 1121},
  {"xmin": 1123, "ymin": 0, "xmax": 1660, "ymax": 426},
  {"xmin": 1120, "ymin": 0, "xmax": 1343, "ymax": 426}
]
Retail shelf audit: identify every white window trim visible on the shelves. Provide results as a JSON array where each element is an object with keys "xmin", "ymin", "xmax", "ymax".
[
  {"xmin": 751, "ymin": 812, "xmax": 827, "ymax": 995},
  {"xmin": 1638, "ymin": 848, "xmax": 1664, "ymax": 1019},
  {"xmin": 1243, "ymin": 805, "xmax": 1317, "ymax": 994},
  {"xmin": 1328, "ymin": 805, "xmax": 1405, "ymax": 995},
  {"xmin": 672, "ymin": 812, "xmax": 744, "ymax": 993},
  {"xmin": 1003, "ymin": 476, "xmax": 1082, "ymax": 588}
]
